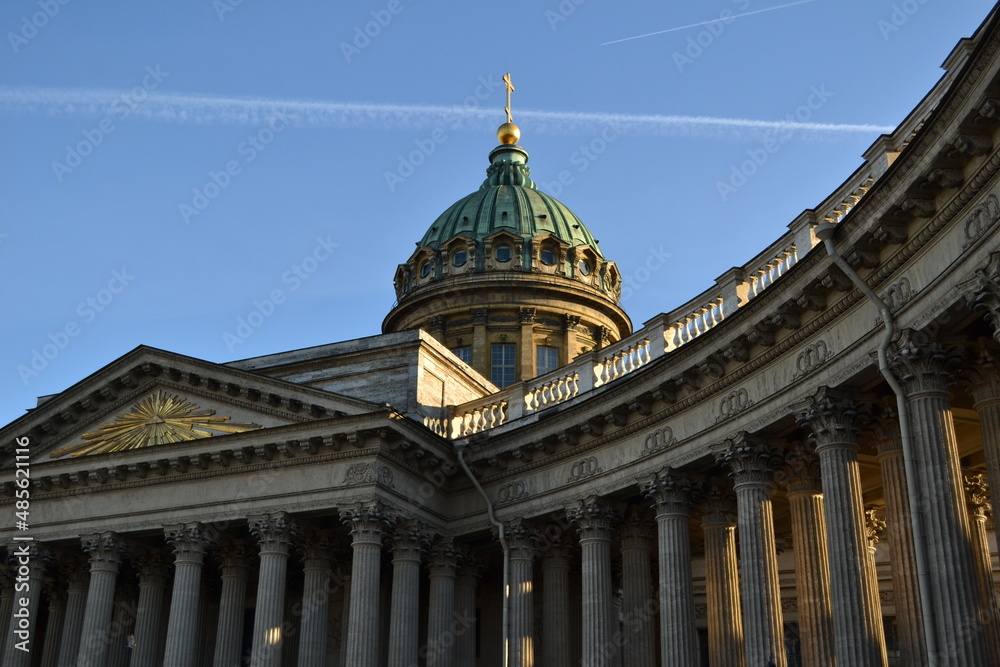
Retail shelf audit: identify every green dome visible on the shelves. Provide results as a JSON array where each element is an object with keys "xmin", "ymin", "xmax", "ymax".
[{"xmin": 417, "ymin": 144, "xmax": 604, "ymax": 257}]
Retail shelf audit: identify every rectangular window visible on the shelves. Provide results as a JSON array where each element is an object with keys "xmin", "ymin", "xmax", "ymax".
[
  {"xmin": 536, "ymin": 346, "xmax": 560, "ymax": 375},
  {"xmin": 451, "ymin": 346, "xmax": 472, "ymax": 364},
  {"xmin": 490, "ymin": 343, "xmax": 517, "ymax": 388}
]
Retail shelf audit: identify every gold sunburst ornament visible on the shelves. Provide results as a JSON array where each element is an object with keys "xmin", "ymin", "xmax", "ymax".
[{"xmin": 51, "ymin": 390, "xmax": 262, "ymax": 458}]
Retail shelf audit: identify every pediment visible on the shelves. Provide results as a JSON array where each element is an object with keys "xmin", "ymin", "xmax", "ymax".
[{"xmin": 0, "ymin": 345, "xmax": 383, "ymax": 465}]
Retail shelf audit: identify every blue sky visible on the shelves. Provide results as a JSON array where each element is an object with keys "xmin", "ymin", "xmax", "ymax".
[{"xmin": 1, "ymin": 0, "xmax": 996, "ymax": 427}]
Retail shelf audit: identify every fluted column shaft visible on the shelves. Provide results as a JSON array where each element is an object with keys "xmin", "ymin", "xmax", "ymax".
[
  {"xmin": 797, "ymin": 390, "xmax": 886, "ymax": 666},
  {"xmin": 700, "ymin": 481, "xmax": 744, "ymax": 667},
  {"xmin": 893, "ymin": 335, "xmax": 990, "ymax": 664},
  {"xmin": 717, "ymin": 435, "xmax": 786, "ymax": 667},
  {"xmin": 454, "ymin": 563, "xmax": 480, "ymax": 667},
  {"xmin": 76, "ymin": 533, "xmax": 126, "ymax": 667},
  {"xmin": 248, "ymin": 512, "xmax": 297, "ymax": 667},
  {"xmin": 162, "ymin": 523, "xmax": 213, "ymax": 666},
  {"xmin": 0, "ymin": 574, "xmax": 13, "ymax": 658},
  {"xmin": 872, "ymin": 413, "xmax": 927, "ymax": 667},
  {"xmin": 787, "ymin": 490, "xmax": 834, "ymax": 664},
  {"xmin": 57, "ymin": 564, "xmax": 88, "ymax": 667},
  {"xmin": 641, "ymin": 469, "xmax": 697, "ymax": 667},
  {"xmin": 3, "ymin": 544, "xmax": 47, "ymax": 667},
  {"xmin": 213, "ymin": 541, "xmax": 251, "ymax": 667},
  {"xmin": 40, "ymin": 585, "xmax": 66, "ymax": 667},
  {"xmin": 340, "ymin": 503, "xmax": 390, "ymax": 667},
  {"xmin": 387, "ymin": 522, "xmax": 425, "ymax": 666},
  {"xmin": 506, "ymin": 519, "xmax": 537, "ymax": 667},
  {"xmin": 619, "ymin": 518, "xmax": 656, "ymax": 667},
  {"xmin": 569, "ymin": 497, "xmax": 620, "ymax": 667},
  {"xmin": 107, "ymin": 589, "xmax": 136, "ymax": 667},
  {"xmin": 964, "ymin": 474, "xmax": 1000, "ymax": 663},
  {"xmin": 542, "ymin": 545, "xmax": 573, "ymax": 667},
  {"xmin": 297, "ymin": 531, "xmax": 334, "ymax": 667},
  {"xmin": 426, "ymin": 539, "xmax": 459, "ymax": 667},
  {"xmin": 129, "ymin": 549, "xmax": 170, "ymax": 667}
]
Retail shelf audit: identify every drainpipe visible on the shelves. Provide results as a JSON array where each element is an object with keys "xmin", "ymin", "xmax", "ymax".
[
  {"xmin": 454, "ymin": 439, "xmax": 510, "ymax": 667},
  {"xmin": 814, "ymin": 222, "xmax": 939, "ymax": 665}
]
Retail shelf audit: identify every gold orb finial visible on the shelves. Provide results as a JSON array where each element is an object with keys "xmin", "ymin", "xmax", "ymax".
[{"xmin": 497, "ymin": 122, "xmax": 521, "ymax": 145}]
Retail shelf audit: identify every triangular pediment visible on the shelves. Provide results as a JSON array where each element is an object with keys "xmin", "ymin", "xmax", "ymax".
[{"xmin": 0, "ymin": 345, "xmax": 383, "ymax": 465}]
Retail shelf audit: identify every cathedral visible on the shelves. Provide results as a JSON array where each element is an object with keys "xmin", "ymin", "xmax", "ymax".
[{"xmin": 8, "ymin": 4, "xmax": 1000, "ymax": 667}]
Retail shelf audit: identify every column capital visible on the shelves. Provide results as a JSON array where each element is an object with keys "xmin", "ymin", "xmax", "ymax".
[
  {"xmin": 340, "ymin": 500, "xmax": 395, "ymax": 545},
  {"xmin": 697, "ymin": 477, "xmax": 737, "ymax": 526},
  {"xmin": 248, "ymin": 511, "xmax": 298, "ymax": 555},
  {"xmin": 44, "ymin": 574, "xmax": 67, "ymax": 608},
  {"xmin": 164, "ymin": 522, "xmax": 216, "ymax": 564},
  {"xmin": 298, "ymin": 528, "xmax": 336, "ymax": 569},
  {"xmin": 214, "ymin": 538, "xmax": 254, "ymax": 575},
  {"xmin": 567, "ymin": 495, "xmax": 621, "ymax": 541},
  {"xmin": 868, "ymin": 402, "xmax": 903, "ymax": 458},
  {"xmin": 794, "ymin": 386, "xmax": 868, "ymax": 451},
  {"xmin": 471, "ymin": 307, "xmax": 489, "ymax": 325},
  {"xmin": 960, "ymin": 250, "xmax": 1000, "ymax": 344},
  {"xmin": 563, "ymin": 314, "xmax": 582, "ymax": 332},
  {"xmin": 964, "ymin": 472, "xmax": 992, "ymax": 519},
  {"xmin": 392, "ymin": 519, "xmax": 430, "ymax": 561},
  {"xmin": 428, "ymin": 535, "xmax": 461, "ymax": 575},
  {"xmin": 962, "ymin": 343, "xmax": 1000, "ymax": 405},
  {"xmin": 620, "ymin": 507, "xmax": 654, "ymax": 551},
  {"xmin": 81, "ymin": 531, "xmax": 127, "ymax": 572},
  {"xmin": 887, "ymin": 328, "xmax": 964, "ymax": 395},
  {"xmin": 775, "ymin": 443, "xmax": 822, "ymax": 494},
  {"xmin": 132, "ymin": 545, "xmax": 171, "ymax": 583},
  {"xmin": 639, "ymin": 466, "xmax": 699, "ymax": 517},
  {"xmin": 519, "ymin": 307, "xmax": 536, "ymax": 324},
  {"xmin": 503, "ymin": 518, "xmax": 541, "ymax": 561},
  {"xmin": 713, "ymin": 432, "xmax": 782, "ymax": 490},
  {"xmin": 864, "ymin": 507, "xmax": 886, "ymax": 549},
  {"xmin": 57, "ymin": 554, "xmax": 90, "ymax": 586}
]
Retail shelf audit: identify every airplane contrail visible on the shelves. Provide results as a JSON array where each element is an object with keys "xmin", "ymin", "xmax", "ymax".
[
  {"xmin": 602, "ymin": 0, "xmax": 820, "ymax": 46},
  {"xmin": 0, "ymin": 85, "xmax": 893, "ymax": 139}
]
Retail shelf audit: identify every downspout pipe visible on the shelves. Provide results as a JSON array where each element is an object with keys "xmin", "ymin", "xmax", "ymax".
[
  {"xmin": 455, "ymin": 438, "xmax": 509, "ymax": 667},
  {"xmin": 815, "ymin": 222, "xmax": 939, "ymax": 665}
]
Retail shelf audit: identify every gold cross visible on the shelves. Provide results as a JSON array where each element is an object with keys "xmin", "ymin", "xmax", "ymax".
[{"xmin": 503, "ymin": 73, "xmax": 515, "ymax": 123}]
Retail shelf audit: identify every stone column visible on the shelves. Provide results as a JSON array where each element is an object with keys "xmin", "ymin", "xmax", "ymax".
[
  {"xmin": 568, "ymin": 495, "xmax": 621, "ymax": 667},
  {"xmin": 129, "ymin": 547, "xmax": 170, "ymax": 667},
  {"xmin": 297, "ymin": 529, "xmax": 334, "ymax": 667},
  {"xmin": 542, "ymin": 541, "xmax": 573, "ymax": 667},
  {"xmin": 519, "ymin": 307, "xmax": 536, "ymax": 379},
  {"xmin": 698, "ymin": 479, "xmax": 744, "ymax": 667},
  {"xmin": 618, "ymin": 510, "xmax": 656, "ymax": 667},
  {"xmin": 890, "ymin": 331, "xmax": 991, "ymax": 663},
  {"xmin": 107, "ymin": 582, "xmax": 136, "ymax": 667},
  {"xmin": 505, "ymin": 518, "xmax": 538, "ymax": 667},
  {"xmin": 964, "ymin": 473, "xmax": 1000, "ymax": 663},
  {"xmin": 212, "ymin": 540, "xmax": 251, "ymax": 667},
  {"xmin": 161, "ymin": 523, "xmax": 214, "ymax": 666},
  {"xmin": 40, "ymin": 578, "xmax": 66, "ymax": 667},
  {"xmin": 76, "ymin": 532, "xmax": 127, "ymax": 667},
  {"xmin": 3, "ymin": 542, "xmax": 48, "ymax": 667},
  {"xmin": 248, "ymin": 512, "xmax": 298, "ymax": 667},
  {"xmin": 870, "ymin": 406, "xmax": 927, "ymax": 666},
  {"xmin": 339, "ymin": 501, "xmax": 392, "ymax": 667},
  {"xmin": 57, "ymin": 558, "xmax": 89, "ymax": 667},
  {"xmin": 426, "ymin": 536, "xmax": 460, "ymax": 667},
  {"xmin": 796, "ymin": 388, "xmax": 887, "ymax": 666},
  {"xmin": 563, "ymin": 315, "xmax": 581, "ymax": 365},
  {"xmin": 775, "ymin": 444, "xmax": 835, "ymax": 666},
  {"xmin": 472, "ymin": 308, "xmax": 489, "ymax": 373},
  {"xmin": 338, "ymin": 575, "xmax": 351, "ymax": 667},
  {"xmin": 454, "ymin": 555, "xmax": 481, "ymax": 667},
  {"xmin": 640, "ymin": 468, "xmax": 697, "ymax": 667},
  {"xmin": 387, "ymin": 520, "xmax": 427, "ymax": 666},
  {"xmin": 0, "ymin": 568, "xmax": 12, "ymax": 658},
  {"xmin": 715, "ymin": 433, "xmax": 786, "ymax": 667}
]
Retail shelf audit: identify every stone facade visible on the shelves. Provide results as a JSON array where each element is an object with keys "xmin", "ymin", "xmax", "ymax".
[{"xmin": 5, "ymin": 6, "xmax": 1000, "ymax": 666}]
